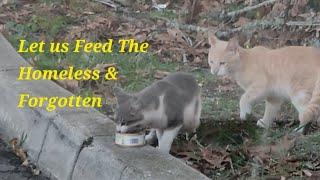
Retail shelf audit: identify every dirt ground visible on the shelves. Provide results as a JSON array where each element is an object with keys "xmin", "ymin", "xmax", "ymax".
[{"xmin": 0, "ymin": 135, "xmax": 50, "ymax": 180}]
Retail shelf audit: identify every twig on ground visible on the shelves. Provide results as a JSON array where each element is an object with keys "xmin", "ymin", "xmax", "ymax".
[
  {"xmin": 95, "ymin": 0, "xmax": 120, "ymax": 10},
  {"xmin": 229, "ymin": 158, "xmax": 236, "ymax": 175},
  {"xmin": 226, "ymin": 0, "xmax": 278, "ymax": 18},
  {"xmin": 194, "ymin": 138, "xmax": 204, "ymax": 149},
  {"xmin": 166, "ymin": 20, "xmax": 208, "ymax": 32},
  {"xmin": 286, "ymin": 21, "xmax": 320, "ymax": 26}
]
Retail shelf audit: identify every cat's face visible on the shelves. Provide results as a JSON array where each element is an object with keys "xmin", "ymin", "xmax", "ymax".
[
  {"xmin": 114, "ymin": 88, "xmax": 144, "ymax": 133},
  {"xmin": 208, "ymin": 34, "xmax": 241, "ymax": 76}
]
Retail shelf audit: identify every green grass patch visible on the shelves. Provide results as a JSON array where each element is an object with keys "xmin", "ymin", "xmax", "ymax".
[
  {"xmin": 292, "ymin": 132, "xmax": 320, "ymax": 159},
  {"xmin": 149, "ymin": 9, "xmax": 178, "ymax": 21}
]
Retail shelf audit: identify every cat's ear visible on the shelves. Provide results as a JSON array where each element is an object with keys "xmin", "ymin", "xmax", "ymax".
[
  {"xmin": 208, "ymin": 30, "xmax": 218, "ymax": 47},
  {"xmin": 226, "ymin": 37, "xmax": 239, "ymax": 54},
  {"xmin": 114, "ymin": 87, "xmax": 129, "ymax": 102}
]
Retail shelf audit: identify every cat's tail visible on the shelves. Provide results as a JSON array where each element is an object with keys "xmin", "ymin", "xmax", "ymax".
[{"xmin": 300, "ymin": 75, "xmax": 320, "ymax": 131}]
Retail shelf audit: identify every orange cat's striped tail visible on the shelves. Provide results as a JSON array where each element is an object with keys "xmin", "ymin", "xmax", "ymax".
[{"xmin": 300, "ymin": 76, "xmax": 320, "ymax": 130}]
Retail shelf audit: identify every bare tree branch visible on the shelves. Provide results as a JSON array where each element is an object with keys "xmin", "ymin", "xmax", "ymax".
[
  {"xmin": 226, "ymin": 0, "xmax": 278, "ymax": 18},
  {"xmin": 165, "ymin": 18, "xmax": 320, "ymax": 39},
  {"xmin": 286, "ymin": 21, "xmax": 320, "ymax": 26},
  {"xmin": 95, "ymin": 0, "xmax": 122, "ymax": 9}
]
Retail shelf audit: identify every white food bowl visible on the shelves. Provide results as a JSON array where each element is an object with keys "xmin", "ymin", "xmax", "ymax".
[{"xmin": 115, "ymin": 132, "xmax": 145, "ymax": 147}]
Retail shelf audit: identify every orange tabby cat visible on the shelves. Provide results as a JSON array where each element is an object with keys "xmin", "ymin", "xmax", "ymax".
[{"xmin": 208, "ymin": 33, "xmax": 320, "ymax": 133}]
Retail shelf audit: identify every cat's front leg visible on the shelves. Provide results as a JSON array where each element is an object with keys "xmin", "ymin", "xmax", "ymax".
[
  {"xmin": 145, "ymin": 129, "xmax": 157, "ymax": 144},
  {"xmin": 257, "ymin": 98, "xmax": 283, "ymax": 128},
  {"xmin": 156, "ymin": 129, "xmax": 163, "ymax": 141},
  {"xmin": 239, "ymin": 92, "xmax": 255, "ymax": 120},
  {"xmin": 240, "ymin": 88, "xmax": 266, "ymax": 120},
  {"xmin": 158, "ymin": 125, "xmax": 182, "ymax": 153}
]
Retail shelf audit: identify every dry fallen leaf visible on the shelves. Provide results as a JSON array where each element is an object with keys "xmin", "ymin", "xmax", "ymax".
[
  {"xmin": 32, "ymin": 168, "xmax": 40, "ymax": 176},
  {"xmin": 9, "ymin": 137, "xmax": 42, "ymax": 176},
  {"xmin": 177, "ymin": 151, "xmax": 202, "ymax": 161},
  {"xmin": 22, "ymin": 159, "xmax": 29, "ymax": 166},
  {"xmin": 201, "ymin": 148, "xmax": 231, "ymax": 169},
  {"xmin": 82, "ymin": 11, "xmax": 95, "ymax": 15},
  {"xmin": 234, "ymin": 17, "xmax": 250, "ymax": 27},
  {"xmin": 152, "ymin": 0, "xmax": 170, "ymax": 11},
  {"xmin": 9, "ymin": 138, "xmax": 28, "ymax": 163},
  {"xmin": 154, "ymin": 70, "xmax": 170, "ymax": 79},
  {"xmin": 93, "ymin": 63, "xmax": 117, "ymax": 74},
  {"xmin": 302, "ymin": 169, "xmax": 312, "ymax": 177},
  {"xmin": 55, "ymin": 79, "xmax": 79, "ymax": 93}
]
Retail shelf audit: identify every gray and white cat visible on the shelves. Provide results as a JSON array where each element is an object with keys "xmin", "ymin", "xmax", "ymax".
[{"xmin": 114, "ymin": 72, "xmax": 201, "ymax": 153}]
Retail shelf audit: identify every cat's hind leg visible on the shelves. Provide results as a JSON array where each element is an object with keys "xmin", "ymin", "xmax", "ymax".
[
  {"xmin": 257, "ymin": 97, "xmax": 283, "ymax": 128},
  {"xmin": 298, "ymin": 85, "xmax": 320, "ymax": 134},
  {"xmin": 158, "ymin": 125, "xmax": 182, "ymax": 153},
  {"xmin": 291, "ymin": 91, "xmax": 312, "ymax": 133}
]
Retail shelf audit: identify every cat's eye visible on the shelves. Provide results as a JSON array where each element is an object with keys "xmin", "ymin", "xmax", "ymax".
[{"xmin": 219, "ymin": 62, "xmax": 226, "ymax": 65}]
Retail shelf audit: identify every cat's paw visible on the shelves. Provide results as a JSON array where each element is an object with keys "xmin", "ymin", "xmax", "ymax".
[
  {"xmin": 145, "ymin": 134, "xmax": 156, "ymax": 144},
  {"xmin": 145, "ymin": 134, "xmax": 153, "ymax": 141},
  {"xmin": 118, "ymin": 125, "xmax": 129, "ymax": 133},
  {"xmin": 157, "ymin": 146, "xmax": 170, "ymax": 154},
  {"xmin": 256, "ymin": 119, "xmax": 269, "ymax": 129}
]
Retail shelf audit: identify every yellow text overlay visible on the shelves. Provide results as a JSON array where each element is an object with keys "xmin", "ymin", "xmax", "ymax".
[
  {"xmin": 18, "ymin": 94, "xmax": 102, "ymax": 112},
  {"xmin": 17, "ymin": 39, "xmax": 150, "ymax": 53},
  {"xmin": 17, "ymin": 66, "xmax": 118, "ymax": 81}
]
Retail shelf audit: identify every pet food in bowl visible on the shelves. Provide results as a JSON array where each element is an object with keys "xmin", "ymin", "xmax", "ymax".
[{"xmin": 115, "ymin": 132, "xmax": 145, "ymax": 147}]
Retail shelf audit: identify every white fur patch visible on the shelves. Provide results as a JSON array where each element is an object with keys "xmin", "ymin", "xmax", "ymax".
[
  {"xmin": 257, "ymin": 119, "xmax": 269, "ymax": 128},
  {"xmin": 116, "ymin": 124, "xmax": 121, "ymax": 132},
  {"xmin": 240, "ymin": 104, "xmax": 251, "ymax": 120},
  {"xmin": 158, "ymin": 125, "xmax": 182, "ymax": 153},
  {"xmin": 142, "ymin": 95, "xmax": 167, "ymax": 128},
  {"xmin": 183, "ymin": 95, "xmax": 201, "ymax": 131},
  {"xmin": 210, "ymin": 68, "xmax": 216, "ymax": 75},
  {"xmin": 119, "ymin": 125, "xmax": 129, "ymax": 133}
]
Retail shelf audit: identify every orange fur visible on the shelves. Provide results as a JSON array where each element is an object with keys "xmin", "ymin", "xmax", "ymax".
[{"xmin": 208, "ymin": 33, "xmax": 320, "ymax": 132}]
